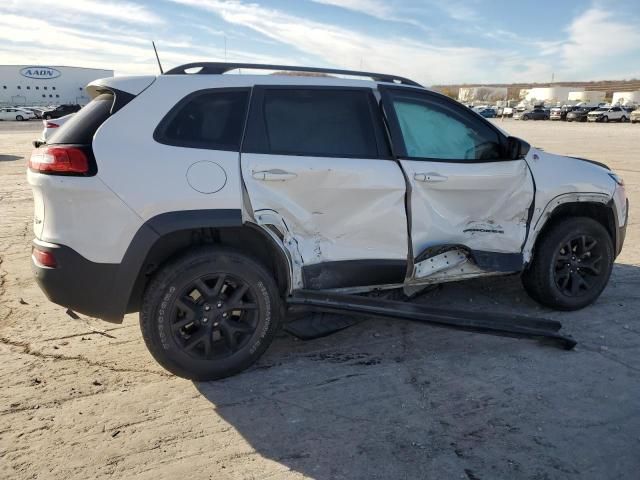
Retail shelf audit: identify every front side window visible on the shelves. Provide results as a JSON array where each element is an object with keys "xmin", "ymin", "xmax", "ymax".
[
  {"xmin": 389, "ymin": 91, "xmax": 503, "ymax": 161},
  {"xmin": 155, "ymin": 89, "xmax": 249, "ymax": 151},
  {"xmin": 260, "ymin": 89, "xmax": 378, "ymax": 157}
]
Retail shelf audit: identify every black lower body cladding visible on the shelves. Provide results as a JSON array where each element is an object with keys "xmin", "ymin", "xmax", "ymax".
[
  {"xmin": 31, "ymin": 209, "xmax": 244, "ymax": 323},
  {"xmin": 32, "ymin": 240, "xmax": 123, "ymax": 321}
]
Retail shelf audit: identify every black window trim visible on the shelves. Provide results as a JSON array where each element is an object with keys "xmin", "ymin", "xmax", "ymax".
[
  {"xmin": 379, "ymin": 85, "xmax": 510, "ymax": 164},
  {"xmin": 242, "ymin": 85, "xmax": 390, "ymax": 160},
  {"xmin": 153, "ymin": 87, "xmax": 251, "ymax": 152}
]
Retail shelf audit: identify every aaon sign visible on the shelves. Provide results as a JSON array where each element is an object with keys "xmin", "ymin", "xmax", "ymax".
[{"xmin": 20, "ymin": 67, "xmax": 61, "ymax": 80}]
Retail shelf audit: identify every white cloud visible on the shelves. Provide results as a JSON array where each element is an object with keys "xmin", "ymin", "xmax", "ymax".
[
  {"xmin": 169, "ymin": 0, "xmax": 522, "ymax": 84},
  {"xmin": 0, "ymin": 11, "xmax": 305, "ymax": 75},
  {"xmin": 310, "ymin": 0, "xmax": 393, "ymax": 18},
  {"xmin": 558, "ymin": 8, "xmax": 640, "ymax": 78},
  {"xmin": 1, "ymin": 0, "xmax": 163, "ymax": 25}
]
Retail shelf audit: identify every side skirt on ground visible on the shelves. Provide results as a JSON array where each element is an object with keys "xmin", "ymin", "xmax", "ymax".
[{"xmin": 286, "ymin": 290, "xmax": 576, "ymax": 350}]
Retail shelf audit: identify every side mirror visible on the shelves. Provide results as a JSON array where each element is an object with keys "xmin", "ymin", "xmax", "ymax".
[{"xmin": 506, "ymin": 136, "xmax": 530, "ymax": 160}]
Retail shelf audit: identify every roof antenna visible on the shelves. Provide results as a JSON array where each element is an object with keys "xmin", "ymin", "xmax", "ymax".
[{"xmin": 152, "ymin": 41, "xmax": 164, "ymax": 74}]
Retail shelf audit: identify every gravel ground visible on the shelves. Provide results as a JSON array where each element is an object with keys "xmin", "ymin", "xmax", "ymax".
[{"xmin": 1, "ymin": 119, "xmax": 639, "ymax": 480}]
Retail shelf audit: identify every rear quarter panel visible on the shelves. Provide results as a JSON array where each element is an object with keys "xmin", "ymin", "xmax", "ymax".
[{"xmin": 92, "ymin": 76, "xmax": 246, "ymax": 222}]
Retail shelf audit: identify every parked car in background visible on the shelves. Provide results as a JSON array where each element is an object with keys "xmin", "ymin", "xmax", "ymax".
[
  {"xmin": 566, "ymin": 107, "xmax": 597, "ymax": 122},
  {"xmin": 630, "ymin": 108, "xmax": 640, "ymax": 124},
  {"xmin": 514, "ymin": 107, "xmax": 549, "ymax": 121},
  {"xmin": 502, "ymin": 106, "xmax": 514, "ymax": 117},
  {"xmin": 33, "ymin": 114, "xmax": 75, "ymax": 147},
  {"xmin": 42, "ymin": 104, "xmax": 82, "ymax": 120},
  {"xmin": 20, "ymin": 107, "xmax": 48, "ymax": 119},
  {"xmin": 0, "ymin": 107, "xmax": 36, "ymax": 121},
  {"xmin": 550, "ymin": 105, "xmax": 577, "ymax": 121},
  {"xmin": 587, "ymin": 106, "xmax": 628, "ymax": 123},
  {"xmin": 476, "ymin": 107, "xmax": 497, "ymax": 118}
]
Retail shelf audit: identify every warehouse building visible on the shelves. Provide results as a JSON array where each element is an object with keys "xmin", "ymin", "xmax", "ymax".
[{"xmin": 0, "ymin": 65, "xmax": 113, "ymax": 107}]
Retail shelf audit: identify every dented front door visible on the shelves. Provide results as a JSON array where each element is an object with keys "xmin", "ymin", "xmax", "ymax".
[
  {"xmin": 240, "ymin": 86, "xmax": 409, "ymax": 288},
  {"xmin": 381, "ymin": 87, "xmax": 534, "ymax": 259}
]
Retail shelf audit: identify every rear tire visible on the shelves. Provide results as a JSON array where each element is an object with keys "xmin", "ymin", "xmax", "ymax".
[
  {"xmin": 522, "ymin": 217, "xmax": 613, "ymax": 310},
  {"xmin": 140, "ymin": 247, "xmax": 282, "ymax": 380},
  {"xmin": 621, "ymin": 116, "xmax": 628, "ymax": 123},
  {"xmin": 522, "ymin": 115, "xmax": 529, "ymax": 121},
  {"xmin": 16, "ymin": 115, "xmax": 24, "ymax": 121}
]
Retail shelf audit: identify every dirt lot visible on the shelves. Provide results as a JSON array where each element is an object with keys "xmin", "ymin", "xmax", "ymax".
[{"xmin": 1, "ymin": 119, "xmax": 639, "ymax": 480}]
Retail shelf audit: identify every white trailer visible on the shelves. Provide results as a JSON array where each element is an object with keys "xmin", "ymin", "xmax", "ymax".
[
  {"xmin": 612, "ymin": 91, "xmax": 640, "ymax": 106},
  {"xmin": 523, "ymin": 87, "xmax": 583, "ymax": 105},
  {"xmin": 568, "ymin": 91, "xmax": 605, "ymax": 105},
  {"xmin": 458, "ymin": 86, "xmax": 508, "ymax": 103}
]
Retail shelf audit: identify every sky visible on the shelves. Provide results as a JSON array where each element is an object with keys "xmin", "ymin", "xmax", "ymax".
[{"xmin": 0, "ymin": 0, "xmax": 639, "ymax": 85}]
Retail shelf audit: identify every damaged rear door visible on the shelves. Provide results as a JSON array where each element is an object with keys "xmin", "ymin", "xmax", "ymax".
[
  {"xmin": 380, "ymin": 87, "xmax": 534, "ymax": 268},
  {"xmin": 241, "ymin": 86, "xmax": 409, "ymax": 289}
]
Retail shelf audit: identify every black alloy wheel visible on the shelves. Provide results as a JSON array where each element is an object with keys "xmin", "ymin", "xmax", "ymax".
[
  {"xmin": 172, "ymin": 273, "xmax": 258, "ymax": 360},
  {"xmin": 522, "ymin": 217, "xmax": 613, "ymax": 310},
  {"xmin": 140, "ymin": 247, "xmax": 281, "ymax": 380},
  {"xmin": 553, "ymin": 235, "xmax": 605, "ymax": 298}
]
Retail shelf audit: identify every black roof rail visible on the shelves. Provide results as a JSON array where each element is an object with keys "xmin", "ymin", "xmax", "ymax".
[{"xmin": 164, "ymin": 62, "xmax": 423, "ymax": 87}]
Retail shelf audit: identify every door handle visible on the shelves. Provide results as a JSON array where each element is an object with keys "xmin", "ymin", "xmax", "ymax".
[
  {"xmin": 252, "ymin": 169, "xmax": 298, "ymax": 181},
  {"xmin": 414, "ymin": 172, "xmax": 448, "ymax": 183}
]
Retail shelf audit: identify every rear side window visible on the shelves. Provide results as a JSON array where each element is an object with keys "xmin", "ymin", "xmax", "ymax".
[
  {"xmin": 245, "ymin": 89, "xmax": 379, "ymax": 158},
  {"xmin": 48, "ymin": 93, "xmax": 114, "ymax": 145},
  {"xmin": 154, "ymin": 89, "xmax": 249, "ymax": 151}
]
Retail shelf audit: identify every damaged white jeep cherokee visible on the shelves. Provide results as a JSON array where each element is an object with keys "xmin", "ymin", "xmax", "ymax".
[{"xmin": 28, "ymin": 63, "xmax": 628, "ymax": 379}]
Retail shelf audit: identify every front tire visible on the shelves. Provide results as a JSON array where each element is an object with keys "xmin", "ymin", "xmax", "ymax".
[
  {"xmin": 16, "ymin": 115, "xmax": 24, "ymax": 121},
  {"xmin": 522, "ymin": 115, "xmax": 529, "ymax": 121},
  {"xmin": 522, "ymin": 217, "xmax": 613, "ymax": 310},
  {"xmin": 602, "ymin": 116, "xmax": 609, "ymax": 123},
  {"xmin": 140, "ymin": 247, "xmax": 282, "ymax": 380}
]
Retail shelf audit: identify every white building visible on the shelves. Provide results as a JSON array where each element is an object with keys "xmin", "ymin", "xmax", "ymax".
[
  {"xmin": 521, "ymin": 87, "xmax": 583, "ymax": 104},
  {"xmin": 0, "ymin": 65, "xmax": 113, "ymax": 107},
  {"xmin": 458, "ymin": 86, "xmax": 508, "ymax": 103},
  {"xmin": 612, "ymin": 91, "xmax": 640, "ymax": 106},
  {"xmin": 568, "ymin": 90, "xmax": 605, "ymax": 104}
]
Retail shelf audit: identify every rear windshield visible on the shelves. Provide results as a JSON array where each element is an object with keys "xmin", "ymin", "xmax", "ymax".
[{"xmin": 48, "ymin": 93, "xmax": 114, "ymax": 145}]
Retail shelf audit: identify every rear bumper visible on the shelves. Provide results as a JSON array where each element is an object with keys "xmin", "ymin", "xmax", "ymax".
[{"xmin": 32, "ymin": 239, "xmax": 125, "ymax": 323}]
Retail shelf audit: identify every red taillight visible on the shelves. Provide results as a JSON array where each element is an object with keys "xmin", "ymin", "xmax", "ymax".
[
  {"xmin": 45, "ymin": 122, "xmax": 59, "ymax": 128},
  {"xmin": 33, "ymin": 247, "xmax": 57, "ymax": 268},
  {"xmin": 29, "ymin": 146, "xmax": 89, "ymax": 174}
]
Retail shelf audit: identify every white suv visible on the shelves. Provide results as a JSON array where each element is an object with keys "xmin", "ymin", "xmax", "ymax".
[
  {"xmin": 28, "ymin": 63, "xmax": 628, "ymax": 379},
  {"xmin": 587, "ymin": 106, "xmax": 628, "ymax": 122}
]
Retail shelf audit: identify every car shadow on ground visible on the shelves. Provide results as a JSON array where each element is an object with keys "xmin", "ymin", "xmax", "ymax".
[
  {"xmin": 194, "ymin": 263, "xmax": 640, "ymax": 479},
  {"xmin": 0, "ymin": 154, "xmax": 22, "ymax": 162}
]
